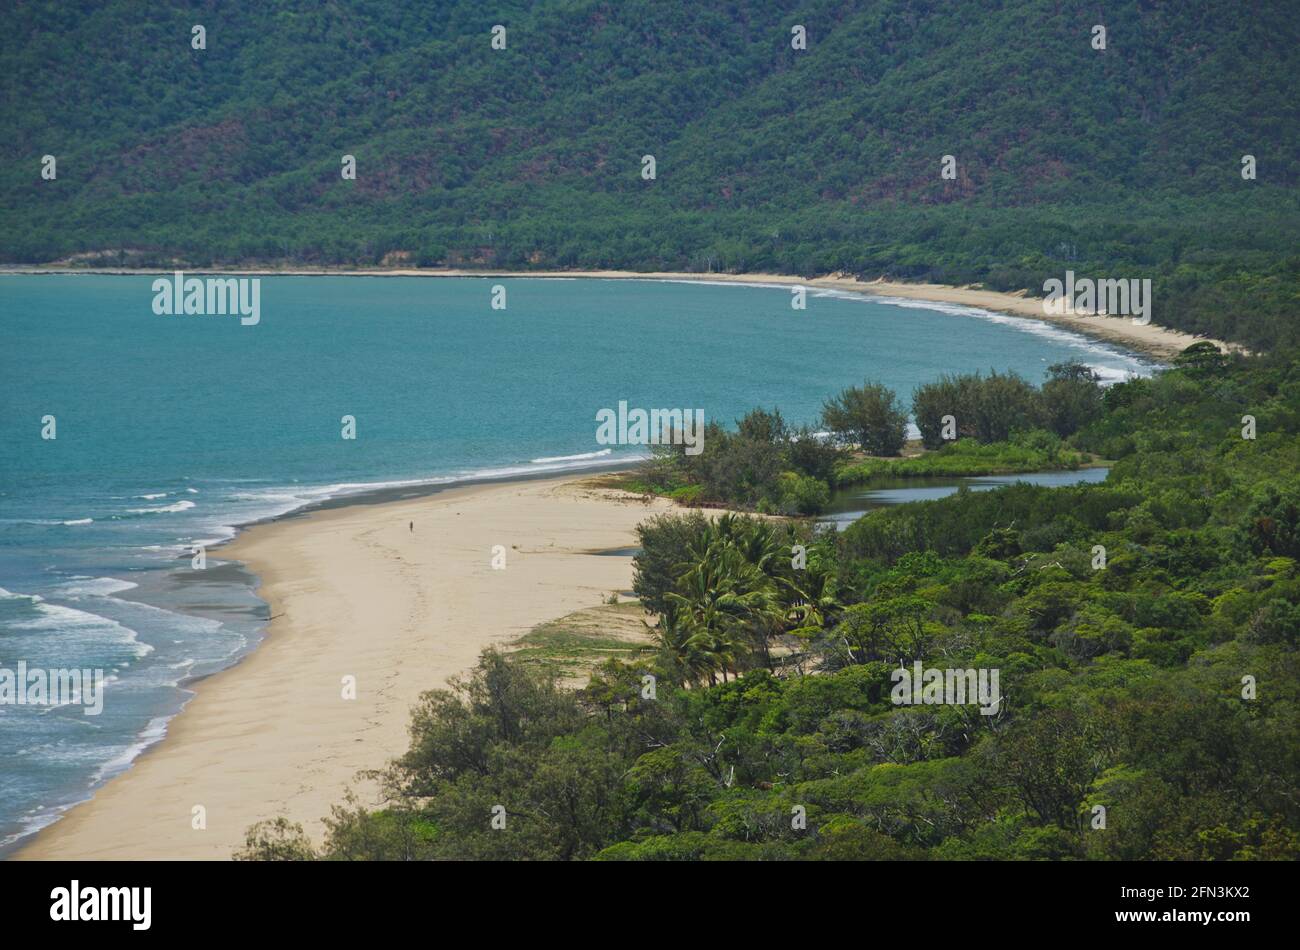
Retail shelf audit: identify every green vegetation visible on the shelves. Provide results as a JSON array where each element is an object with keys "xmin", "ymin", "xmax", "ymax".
[
  {"xmin": 5, "ymin": 1, "xmax": 1299, "ymax": 349},
  {"xmin": 508, "ymin": 602, "xmax": 652, "ymax": 685},
  {"xmin": 835, "ymin": 433, "xmax": 1089, "ymax": 484},
  {"xmin": 914, "ymin": 363, "xmax": 1104, "ymax": 447},
  {"xmin": 633, "ymin": 407, "xmax": 843, "ymax": 515},
  {"xmin": 822, "ymin": 382, "xmax": 908, "ymax": 456},
  {"xmin": 237, "ymin": 346, "xmax": 1300, "ymax": 861},
  {"xmin": 636, "ymin": 362, "xmax": 1106, "ymax": 511}
]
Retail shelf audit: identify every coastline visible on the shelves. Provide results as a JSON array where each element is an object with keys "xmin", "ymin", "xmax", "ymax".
[
  {"xmin": 1, "ymin": 265, "xmax": 1224, "ymax": 360},
  {"xmin": 15, "ymin": 473, "xmax": 672, "ymax": 860},
  {"xmin": 5, "ymin": 266, "xmax": 1193, "ymax": 860}
]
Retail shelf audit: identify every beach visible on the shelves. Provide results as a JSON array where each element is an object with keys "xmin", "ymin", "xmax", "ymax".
[
  {"xmin": 3, "ymin": 266, "xmax": 1227, "ymax": 360},
  {"xmin": 16, "ymin": 475, "xmax": 672, "ymax": 860}
]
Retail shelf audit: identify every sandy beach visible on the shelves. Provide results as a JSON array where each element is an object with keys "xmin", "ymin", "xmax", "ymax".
[
  {"xmin": 16, "ymin": 475, "xmax": 672, "ymax": 860},
  {"xmin": 4, "ymin": 265, "xmax": 1230, "ymax": 360}
]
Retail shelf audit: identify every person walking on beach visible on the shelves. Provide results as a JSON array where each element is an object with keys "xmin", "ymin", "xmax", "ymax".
[{"xmin": 409, "ymin": 521, "xmax": 413, "ymax": 532}]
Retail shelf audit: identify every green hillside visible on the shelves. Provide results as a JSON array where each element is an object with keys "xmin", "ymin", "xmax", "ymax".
[{"xmin": 3, "ymin": 0, "xmax": 1298, "ymax": 347}]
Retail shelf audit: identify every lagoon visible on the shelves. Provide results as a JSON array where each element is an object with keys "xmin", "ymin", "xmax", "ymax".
[{"xmin": 819, "ymin": 467, "xmax": 1113, "ymax": 529}]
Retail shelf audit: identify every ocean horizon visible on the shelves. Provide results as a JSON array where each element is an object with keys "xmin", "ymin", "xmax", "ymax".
[{"xmin": 0, "ymin": 274, "xmax": 1152, "ymax": 852}]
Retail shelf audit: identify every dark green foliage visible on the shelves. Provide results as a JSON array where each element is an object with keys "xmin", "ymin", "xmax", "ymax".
[
  {"xmin": 234, "ymin": 817, "xmax": 319, "ymax": 861},
  {"xmin": 913, "ymin": 374, "xmax": 975, "ymax": 449},
  {"xmin": 786, "ymin": 424, "xmax": 844, "ymax": 483},
  {"xmin": 632, "ymin": 510, "xmax": 712, "ymax": 615},
  {"xmin": 1243, "ymin": 482, "xmax": 1300, "ymax": 559},
  {"xmin": 649, "ymin": 369, "xmax": 1098, "ymax": 509},
  {"xmin": 913, "ymin": 370, "xmax": 1048, "ymax": 446},
  {"xmin": 647, "ymin": 408, "xmax": 844, "ymax": 514},
  {"xmin": 836, "ymin": 432, "xmax": 1085, "ymax": 484},
  {"xmin": 1041, "ymin": 362, "xmax": 1105, "ymax": 438},
  {"xmin": 841, "ymin": 481, "xmax": 1140, "ymax": 564},
  {"xmin": 822, "ymin": 380, "xmax": 908, "ymax": 456}
]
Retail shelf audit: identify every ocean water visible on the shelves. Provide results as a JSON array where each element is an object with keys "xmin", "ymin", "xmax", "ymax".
[{"xmin": 0, "ymin": 274, "xmax": 1152, "ymax": 852}]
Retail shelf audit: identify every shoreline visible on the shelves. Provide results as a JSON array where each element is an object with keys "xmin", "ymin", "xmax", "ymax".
[
  {"xmin": 5, "ymin": 267, "xmax": 1197, "ymax": 859},
  {"xmin": 1, "ymin": 265, "xmax": 1224, "ymax": 360},
  {"xmin": 15, "ymin": 473, "xmax": 672, "ymax": 860}
]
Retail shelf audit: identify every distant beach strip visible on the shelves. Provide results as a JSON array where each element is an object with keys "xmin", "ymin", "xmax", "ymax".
[{"xmin": 0, "ymin": 266, "xmax": 1227, "ymax": 360}]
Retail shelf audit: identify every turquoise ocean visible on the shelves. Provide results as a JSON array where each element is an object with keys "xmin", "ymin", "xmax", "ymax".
[{"xmin": 0, "ymin": 275, "xmax": 1153, "ymax": 852}]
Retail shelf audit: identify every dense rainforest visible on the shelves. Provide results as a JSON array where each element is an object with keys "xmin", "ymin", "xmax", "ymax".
[
  {"xmin": 3, "ymin": 0, "xmax": 1299, "ymax": 349},
  {"xmin": 237, "ymin": 345, "xmax": 1300, "ymax": 860}
]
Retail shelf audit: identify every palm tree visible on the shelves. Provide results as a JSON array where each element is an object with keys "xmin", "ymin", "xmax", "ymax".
[
  {"xmin": 782, "ymin": 555, "xmax": 842, "ymax": 671},
  {"xmin": 786, "ymin": 552, "xmax": 843, "ymax": 634},
  {"xmin": 649, "ymin": 609, "xmax": 712, "ymax": 687},
  {"xmin": 666, "ymin": 542, "xmax": 778, "ymax": 685}
]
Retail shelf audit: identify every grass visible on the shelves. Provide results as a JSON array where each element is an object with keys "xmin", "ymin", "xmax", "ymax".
[
  {"xmin": 508, "ymin": 600, "xmax": 654, "ymax": 686},
  {"xmin": 835, "ymin": 437, "xmax": 1094, "ymax": 485}
]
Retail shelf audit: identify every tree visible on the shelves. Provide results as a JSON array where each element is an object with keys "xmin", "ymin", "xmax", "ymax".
[
  {"xmin": 650, "ymin": 610, "xmax": 712, "ymax": 686},
  {"xmin": 786, "ymin": 424, "xmax": 844, "ymax": 482},
  {"xmin": 666, "ymin": 543, "xmax": 780, "ymax": 684},
  {"xmin": 390, "ymin": 649, "xmax": 584, "ymax": 797},
  {"xmin": 990, "ymin": 706, "xmax": 1115, "ymax": 833},
  {"xmin": 912, "ymin": 374, "xmax": 979, "ymax": 448},
  {"xmin": 785, "ymin": 550, "xmax": 843, "ymax": 638},
  {"xmin": 633, "ymin": 511, "xmax": 712, "ymax": 614},
  {"xmin": 735, "ymin": 407, "xmax": 788, "ymax": 444},
  {"xmin": 1173, "ymin": 341, "xmax": 1230, "ymax": 376},
  {"xmin": 822, "ymin": 381, "xmax": 908, "ymax": 456},
  {"xmin": 1041, "ymin": 361, "xmax": 1103, "ymax": 437},
  {"xmin": 969, "ymin": 370, "xmax": 1042, "ymax": 442},
  {"xmin": 234, "ymin": 818, "xmax": 318, "ymax": 861}
]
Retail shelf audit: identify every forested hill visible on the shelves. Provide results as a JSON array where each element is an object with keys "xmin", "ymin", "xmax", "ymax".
[{"xmin": 3, "ymin": 0, "xmax": 1298, "ymax": 348}]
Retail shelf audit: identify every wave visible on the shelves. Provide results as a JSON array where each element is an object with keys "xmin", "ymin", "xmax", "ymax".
[
  {"xmin": 654, "ymin": 278, "xmax": 1153, "ymax": 381},
  {"xmin": 126, "ymin": 499, "xmax": 195, "ymax": 514},
  {"xmin": 10, "ymin": 604, "xmax": 153, "ymax": 655},
  {"xmin": 530, "ymin": 448, "xmax": 613, "ymax": 464},
  {"xmin": 49, "ymin": 576, "xmax": 139, "ymax": 597},
  {"xmin": 209, "ymin": 450, "xmax": 646, "ymax": 530},
  {"xmin": 135, "ymin": 492, "xmax": 168, "ymax": 500},
  {"xmin": 0, "ymin": 801, "xmax": 84, "ymax": 851},
  {"xmin": 0, "ymin": 518, "xmax": 92, "ymax": 526},
  {"xmin": 659, "ymin": 278, "xmax": 795, "ymax": 292},
  {"xmin": 845, "ymin": 293, "xmax": 1155, "ymax": 383},
  {"xmin": 1, "ymin": 588, "xmax": 152, "ymax": 659},
  {"xmin": 90, "ymin": 715, "xmax": 171, "ymax": 785}
]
